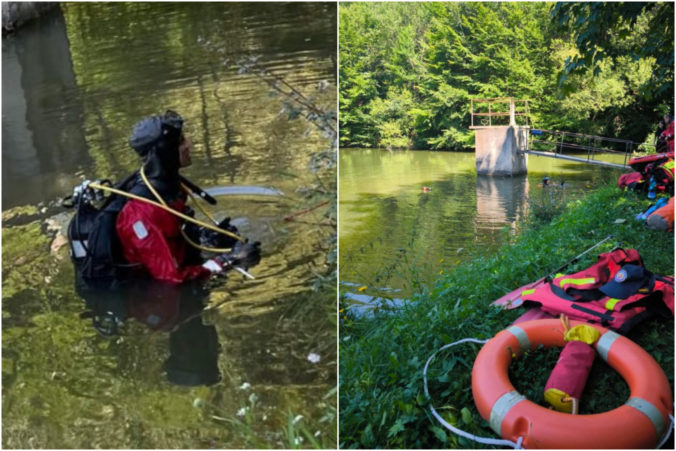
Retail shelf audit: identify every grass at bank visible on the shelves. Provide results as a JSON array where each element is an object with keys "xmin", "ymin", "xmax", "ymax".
[{"xmin": 339, "ymin": 184, "xmax": 674, "ymax": 449}]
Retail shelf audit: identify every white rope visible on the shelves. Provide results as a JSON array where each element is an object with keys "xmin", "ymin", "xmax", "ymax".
[
  {"xmin": 423, "ymin": 338, "xmax": 525, "ymax": 449},
  {"xmin": 657, "ymin": 414, "xmax": 675, "ymax": 449}
]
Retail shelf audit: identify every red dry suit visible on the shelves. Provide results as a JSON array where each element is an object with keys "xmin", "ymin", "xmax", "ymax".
[{"xmin": 116, "ymin": 195, "xmax": 210, "ymax": 284}]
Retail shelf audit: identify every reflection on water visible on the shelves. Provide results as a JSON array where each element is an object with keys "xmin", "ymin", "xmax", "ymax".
[
  {"xmin": 339, "ymin": 149, "xmax": 620, "ymax": 298},
  {"xmin": 2, "ymin": 3, "xmax": 336, "ymax": 448},
  {"xmin": 475, "ymin": 175, "xmax": 529, "ymax": 228},
  {"xmin": 80, "ymin": 279, "xmax": 221, "ymax": 386}
]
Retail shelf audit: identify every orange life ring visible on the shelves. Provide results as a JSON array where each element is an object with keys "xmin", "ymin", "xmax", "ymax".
[{"xmin": 471, "ymin": 319, "xmax": 673, "ymax": 449}]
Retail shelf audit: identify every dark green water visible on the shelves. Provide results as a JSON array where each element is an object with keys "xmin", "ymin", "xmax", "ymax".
[
  {"xmin": 339, "ymin": 149, "xmax": 622, "ymax": 301},
  {"xmin": 2, "ymin": 3, "xmax": 336, "ymax": 448}
]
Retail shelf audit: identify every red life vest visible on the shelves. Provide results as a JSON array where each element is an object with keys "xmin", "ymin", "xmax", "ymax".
[
  {"xmin": 520, "ymin": 249, "xmax": 674, "ymax": 334},
  {"xmin": 617, "ymin": 171, "xmax": 643, "ymax": 190},
  {"xmin": 629, "ymin": 151, "xmax": 674, "ymax": 172}
]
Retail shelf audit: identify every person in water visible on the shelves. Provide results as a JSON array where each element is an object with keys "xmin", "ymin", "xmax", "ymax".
[{"xmin": 116, "ymin": 110, "xmax": 260, "ymax": 284}]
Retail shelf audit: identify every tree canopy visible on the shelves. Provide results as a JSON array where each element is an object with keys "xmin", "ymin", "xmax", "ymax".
[{"xmin": 339, "ymin": 2, "xmax": 674, "ymax": 150}]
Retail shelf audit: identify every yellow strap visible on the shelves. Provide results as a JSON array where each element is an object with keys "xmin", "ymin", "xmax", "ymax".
[
  {"xmin": 558, "ymin": 277, "xmax": 595, "ymax": 287},
  {"xmin": 180, "ymin": 228, "xmax": 233, "ymax": 253},
  {"xmin": 564, "ymin": 324, "xmax": 600, "ymax": 344},
  {"xmin": 88, "ymin": 180, "xmax": 245, "ymax": 243},
  {"xmin": 544, "ymin": 388, "xmax": 574, "ymax": 413},
  {"xmin": 521, "ymin": 288, "xmax": 536, "ymax": 296},
  {"xmin": 605, "ymin": 297, "xmax": 621, "ymax": 311},
  {"xmin": 178, "ymin": 183, "xmax": 236, "ymax": 252}
]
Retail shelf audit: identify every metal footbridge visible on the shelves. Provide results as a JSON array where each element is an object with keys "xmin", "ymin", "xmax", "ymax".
[{"xmin": 523, "ymin": 129, "xmax": 636, "ymax": 170}]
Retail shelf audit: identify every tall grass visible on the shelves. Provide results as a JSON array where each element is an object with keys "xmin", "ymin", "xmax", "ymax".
[{"xmin": 340, "ymin": 184, "xmax": 674, "ymax": 448}]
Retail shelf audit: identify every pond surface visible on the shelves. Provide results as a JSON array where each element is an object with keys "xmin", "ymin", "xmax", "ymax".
[
  {"xmin": 339, "ymin": 149, "xmax": 623, "ymax": 302},
  {"xmin": 2, "ymin": 3, "xmax": 336, "ymax": 448}
]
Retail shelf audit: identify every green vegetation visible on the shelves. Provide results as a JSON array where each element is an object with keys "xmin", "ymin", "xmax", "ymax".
[
  {"xmin": 339, "ymin": 185, "xmax": 674, "ymax": 448},
  {"xmin": 339, "ymin": 2, "xmax": 674, "ymax": 149},
  {"xmin": 553, "ymin": 2, "xmax": 674, "ymax": 101}
]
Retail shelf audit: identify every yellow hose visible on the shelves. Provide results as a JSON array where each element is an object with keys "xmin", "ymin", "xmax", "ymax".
[
  {"xmin": 88, "ymin": 173, "xmax": 245, "ymax": 246},
  {"xmin": 178, "ymin": 186, "xmax": 237, "ymax": 253},
  {"xmin": 138, "ymin": 166, "xmax": 243, "ymax": 252}
]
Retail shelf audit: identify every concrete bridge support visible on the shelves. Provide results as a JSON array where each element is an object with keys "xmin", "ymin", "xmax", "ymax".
[
  {"xmin": 474, "ymin": 125, "xmax": 529, "ymax": 176},
  {"xmin": 2, "ymin": 2, "xmax": 59, "ymax": 34}
]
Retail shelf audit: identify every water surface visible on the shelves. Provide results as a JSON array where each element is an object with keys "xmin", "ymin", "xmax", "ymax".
[
  {"xmin": 2, "ymin": 3, "xmax": 336, "ymax": 448},
  {"xmin": 339, "ymin": 149, "xmax": 622, "ymax": 300}
]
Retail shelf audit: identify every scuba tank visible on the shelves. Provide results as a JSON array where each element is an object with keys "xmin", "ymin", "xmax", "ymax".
[{"xmin": 63, "ymin": 174, "xmax": 141, "ymax": 292}]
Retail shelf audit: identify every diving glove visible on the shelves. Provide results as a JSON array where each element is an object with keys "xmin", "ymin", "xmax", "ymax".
[{"xmin": 202, "ymin": 240, "xmax": 261, "ymax": 274}]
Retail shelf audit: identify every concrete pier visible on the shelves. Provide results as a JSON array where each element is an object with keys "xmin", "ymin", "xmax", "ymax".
[{"xmin": 474, "ymin": 125, "xmax": 529, "ymax": 176}]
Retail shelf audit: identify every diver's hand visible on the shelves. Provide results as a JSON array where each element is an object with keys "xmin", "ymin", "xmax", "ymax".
[{"xmin": 202, "ymin": 240, "xmax": 261, "ymax": 273}]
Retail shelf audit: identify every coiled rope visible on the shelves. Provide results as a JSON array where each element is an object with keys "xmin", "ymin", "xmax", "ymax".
[{"xmin": 423, "ymin": 338, "xmax": 525, "ymax": 449}]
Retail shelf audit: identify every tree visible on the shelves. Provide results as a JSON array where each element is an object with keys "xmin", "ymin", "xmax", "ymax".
[{"xmin": 552, "ymin": 2, "xmax": 674, "ymax": 101}]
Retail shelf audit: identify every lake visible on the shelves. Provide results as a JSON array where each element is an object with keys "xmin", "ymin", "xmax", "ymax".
[
  {"xmin": 2, "ymin": 3, "xmax": 336, "ymax": 448},
  {"xmin": 339, "ymin": 149, "xmax": 622, "ymax": 304}
]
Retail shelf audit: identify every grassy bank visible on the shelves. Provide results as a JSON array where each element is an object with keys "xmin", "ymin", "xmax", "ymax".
[{"xmin": 339, "ymin": 184, "xmax": 674, "ymax": 449}]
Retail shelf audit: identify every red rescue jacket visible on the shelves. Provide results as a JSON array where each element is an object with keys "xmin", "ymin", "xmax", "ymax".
[
  {"xmin": 521, "ymin": 248, "xmax": 674, "ymax": 333},
  {"xmin": 116, "ymin": 196, "xmax": 210, "ymax": 284}
]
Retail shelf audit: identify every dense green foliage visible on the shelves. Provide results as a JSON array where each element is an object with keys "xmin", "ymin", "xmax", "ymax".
[
  {"xmin": 553, "ymin": 2, "xmax": 674, "ymax": 102},
  {"xmin": 339, "ymin": 185, "xmax": 674, "ymax": 448},
  {"xmin": 339, "ymin": 2, "xmax": 674, "ymax": 150}
]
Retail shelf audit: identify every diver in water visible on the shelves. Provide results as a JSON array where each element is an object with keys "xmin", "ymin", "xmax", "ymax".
[
  {"xmin": 67, "ymin": 110, "xmax": 260, "ymax": 290},
  {"xmin": 68, "ymin": 110, "xmax": 260, "ymax": 335},
  {"xmin": 68, "ymin": 111, "xmax": 261, "ymax": 386},
  {"xmin": 117, "ymin": 110, "xmax": 261, "ymax": 283}
]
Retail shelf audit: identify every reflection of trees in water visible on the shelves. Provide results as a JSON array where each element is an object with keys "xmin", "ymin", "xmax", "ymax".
[
  {"xmin": 340, "ymin": 173, "xmax": 532, "ymax": 293},
  {"xmin": 60, "ymin": 2, "xmax": 336, "ymax": 185}
]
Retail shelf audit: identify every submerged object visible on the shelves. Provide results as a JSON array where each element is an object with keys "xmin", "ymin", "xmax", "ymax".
[{"xmin": 472, "ymin": 319, "xmax": 673, "ymax": 448}]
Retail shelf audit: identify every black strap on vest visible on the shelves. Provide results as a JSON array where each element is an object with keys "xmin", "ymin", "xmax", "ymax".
[
  {"xmin": 548, "ymin": 281, "xmax": 602, "ymax": 302},
  {"xmin": 571, "ymin": 304, "xmax": 613, "ymax": 326}
]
